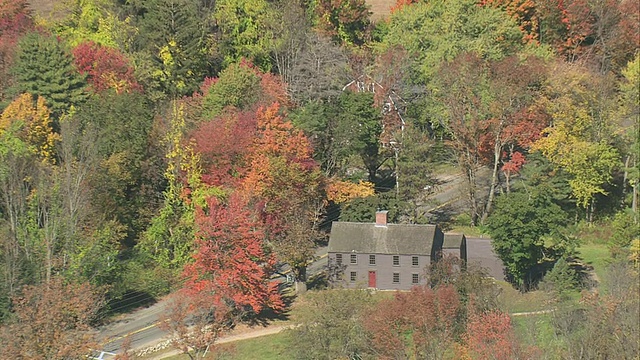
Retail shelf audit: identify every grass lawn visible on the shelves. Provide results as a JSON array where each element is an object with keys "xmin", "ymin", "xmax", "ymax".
[
  {"xmin": 576, "ymin": 243, "xmax": 609, "ymax": 281},
  {"xmin": 216, "ymin": 332, "xmax": 291, "ymax": 360},
  {"xmin": 496, "ymin": 281, "xmax": 553, "ymax": 314},
  {"xmin": 163, "ymin": 332, "xmax": 291, "ymax": 360}
]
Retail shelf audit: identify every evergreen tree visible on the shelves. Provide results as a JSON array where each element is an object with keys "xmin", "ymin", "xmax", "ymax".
[
  {"xmin": 11, "ymin": 32, "xmax": 88, "ymax": 121},
  {"xmin": 136, "ymin": 0, "xmax": 212, "ymax": 97}
]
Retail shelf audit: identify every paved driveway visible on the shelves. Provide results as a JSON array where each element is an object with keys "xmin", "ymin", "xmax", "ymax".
[{"xmin": 466, "ymin": 237, "xmax": 505, "ymax": 281}]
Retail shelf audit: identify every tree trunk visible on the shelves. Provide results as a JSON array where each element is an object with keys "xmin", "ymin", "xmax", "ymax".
[
  {"xmin": 481, "ymin": 137, "xmax": 502, "ymax": 224},
  {"xmin": 294, "ymin": 266, "xmax": 307, "ymax": 294},
  {"xmin": 633, "ymin": 156, "xmax": 638, "ymax": 221}
]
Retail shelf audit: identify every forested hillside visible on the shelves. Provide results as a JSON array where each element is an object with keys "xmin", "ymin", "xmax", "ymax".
[{"xmin": 0, "ymin": 0, "xmax": 638, "ymax": 358}]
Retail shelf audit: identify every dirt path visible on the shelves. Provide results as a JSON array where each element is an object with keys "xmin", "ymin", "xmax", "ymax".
[{"xmin": 150, "ymin": 323, "xmax": 292, "ymax": 359}]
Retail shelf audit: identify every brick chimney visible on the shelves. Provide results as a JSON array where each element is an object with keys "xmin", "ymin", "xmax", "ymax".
[{"xmin": 375, "ymin": 210, "xmax": 388, "ymax": 227}]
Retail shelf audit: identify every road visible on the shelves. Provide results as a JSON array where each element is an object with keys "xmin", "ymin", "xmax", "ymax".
[
  {"xmin": 96, "ymin": 300, "xmax": 170, "ymax": 357},
  {"xmin": 94, "ymin": 170, "xmax": 495, "ymax": 358}
]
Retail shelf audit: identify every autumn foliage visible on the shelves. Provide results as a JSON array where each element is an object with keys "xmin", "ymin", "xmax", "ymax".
[
  {"xmin": 461, "ymin": 310, "xmax": 537, "ymax": 360},
  {"xmin": 0, "ymin": 93, "xmax": 59, "ymax": 162},
  {"xmin": 365, "ymin": 285, "xmax": 462, "ymax": 358},
  {"xmin": 184, "ymin": 194, "xmax": 283, "ymax": 314},
  {"xmin": 0, "ymin": 278, "xmax": 105, "ymax": 360},
  {"xmin": 73, "ymin": 41, "xmax": 141, "ymax": 93},
  {"xmin": 193, "ymin": 110, "xmax": 257, "ymax": 187}
]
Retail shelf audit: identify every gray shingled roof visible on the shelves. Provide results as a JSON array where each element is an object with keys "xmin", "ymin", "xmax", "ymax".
[
  {"xmin": 328, "ymin": 222, "xmax": 439, "ymax": 256},
  {"xmin": 443, "ymin": 233, "xmax": 465, "ymax": 249}
]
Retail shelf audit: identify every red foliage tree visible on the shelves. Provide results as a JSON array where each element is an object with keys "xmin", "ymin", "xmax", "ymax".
[
  {"xmin": 501, "ymin": 150, "xmax": 526, "ymax": 193},
  {"xmin": 183, "ymin": 193, "xmax": 283, "ymax": 314},
  {"xmin": 463, "ymin": 310, "xmax": 538, "ymax": 360},
  {"xmin": 192, "ymin": 110, "xmax": 257, "ymax": 187},
  {"xmin": 365, "ymin": 285, "xmax": 462, "ymax": 359},
  {"xmin": 72, "ymin": 41, "xmax": 141, "ymax": 93}
]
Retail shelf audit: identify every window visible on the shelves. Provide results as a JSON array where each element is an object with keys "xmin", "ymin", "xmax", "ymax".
[
  {"xmin": 336, "ymin": 253, "xmax": 342, "ymax": 265},
  {"xmin": 412, "ymin": 256, "xmax": 419, "ymax": 266},
  {"xmin": 350, "ymin": 254, "xmax": 357, "ymax": 264},
  {"xmin": 392, "ymin": 255, "xmax": 400, "ymax": 266},
  {"xmin": 369, "ymin": 255, "xmax": 376, "ymax": 265},
  {"xmin": 393, "ymin": 272, "xmax": 400, "ymax": 284},
  {"xmin": 350, "ymin": 271, "xmax": 357, "ymax": 282},
  {"xmin": 412, "ymin": 273, "xmax": 419, "ymax": 284}
]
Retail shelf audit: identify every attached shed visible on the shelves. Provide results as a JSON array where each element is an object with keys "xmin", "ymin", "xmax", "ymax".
[{"xmin": 442, "ymin": 233, "xmax": 467, "ymax": 263}]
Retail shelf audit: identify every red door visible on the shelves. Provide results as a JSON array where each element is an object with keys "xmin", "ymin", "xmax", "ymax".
[{"xmin": 368, "ymin": 271, "xmax": 376, "ymax": 288}]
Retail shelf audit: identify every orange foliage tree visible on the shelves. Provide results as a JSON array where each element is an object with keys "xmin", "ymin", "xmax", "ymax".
[{"xmin": 243, "ymin": 102, "xmax": 324, "ymax": 287}]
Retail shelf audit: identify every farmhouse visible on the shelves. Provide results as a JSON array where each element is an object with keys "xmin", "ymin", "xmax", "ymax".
[{"xmin": 328, "ymin": 211, "xmax": 465, "ymax": 290}]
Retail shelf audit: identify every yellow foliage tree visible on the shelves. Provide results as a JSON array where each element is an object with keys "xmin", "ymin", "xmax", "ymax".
[
  {"xmin": 0, "ymin": 93, "xmax": 59, "ymax": 162},
  {"xmin": 325, "ymin": 178, "xmax": 375, "ymax": 204}
]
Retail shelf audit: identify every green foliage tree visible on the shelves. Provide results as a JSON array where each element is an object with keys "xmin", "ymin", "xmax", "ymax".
[
  {"xmin": 540, "ymin": 256, "xmax": 581, "ymax": 301},
  {"xmin": 11, "ymin": 32, "xmax": 88, "ymax": 121},
  {"xmin": 380, "ymin": 0, "xmax": 522, "ymax": 84},
  {"xmin": 72, "ymin": 90, "xmax": 156, "ymax": 247},
  {"xmin": 201, "ymin": 61, "xmax": 261, "ymax": 119},
  {"xmin": 340, "ymin": 192, "xmax": 407, "ymax": 223},
  {"xmin": 288, "ymin": 289, "xmax": 374, "ymax": 360},
  {"xmin": 486, "ymin": 192, "xmax": 567, "ymax": 290},
  {"xmin": 618, "ymin": 54, "xmax": 639, "ymax": 215},
  {"xmin": 212, "ymin": 0, "xmax": 277, "ymax": 71},
  {"xmin": 52, "ymin": 0, "xmax": 136, "ymax": 48},
  {"xmin": 336, "ymin": 92, "xmax": 383, "ymax": 182},
  {"xmin": 608, "ymin": 210, "xmax": 640, "ymax": 260},
  {"xmin": 136, "ymin": 0, "xmax": 212, "ymax": 97}
]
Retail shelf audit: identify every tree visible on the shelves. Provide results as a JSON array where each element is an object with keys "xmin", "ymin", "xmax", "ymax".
[
  {"xmin": 553, "ymin": 264, "xmax": 639, "ymax": 359},
  {"xmin": 243, "ymin": 103, "xmax": 324, "ymax": 290},
  {"xmin": 11, "ymin": 32, "xmax": 88, "ymax": 121},
  {"xmin": 136, "ymin": 0, "xmax": 213, "ymax": 97},
  {"xmin": 364, "ymin": 285, "xmax": 462, "ymax": 359},
  {"xmin": 433, "ymin": 53, "xmax": 548, "ymax": 225},
  {"xmin": 75, "ymin": 90, "xmax": 155, "ymax": 243},
  {"xmin": 339, "ymin": 192, "xmax": 407, "ymax": 223},
  {"xmin": 0, "ymin": 277, "xmax": 105, "ymax": 359},
  {"xmin": 288, "ymin": 289, "xmax": 374, "ymax": 360},
  {"xmin": 486, "ymin": 192, "xmax": 567, "ymax": 290},
  {"xmin": 461, "ymin": 311, "xmax": 537, "ymax": 360},
  {"xmin": 192, "ymin": 110, "xmax": 257, "ymax": 187},
  {"xmin": 608, "ymin": 210, "xmax": 640, "ymax": 259},
  {"xmin": 72, "ymin": 41, "xmax": 141, "ymax": 94},
  {"xmin": 335, "ymin": 92, "xmax": 383, "ymax": 182},
  {"xmin": 532, "ymin": 61, "xmax": 621, "ymax": 219},
  {"xmin": 617, "ymin": 54, "xmax": 639, "ymax": 216},
  {"xmin": 0, "ymin": 0, "xmax": 33, "ymax": 105},
  {"xmin": 51, "ymin": 0, "xmax": 136, "ymax": 49},
  {"xmin": 0, "ymin": 93, "xmax": 58, "ymax": 162},
  {"xmin": 200, "ymin": 60, "xmax": 289, "ymax": 120},
  {"xmin": 212, "ymin": 0, "xmax": 277, "ymax": 71},
  {"xmin": 184, "ymin": 193, "xmax": 283, "ymax": 314},
  {"xmin": 380, "ymin": 0, "xmax": 523, "ymax": 84},
  {"xmin": 314, "ymin": 0, "xmax": 371, "ymax": 46},
  {"xmin": 160, "ymin": 289, "xmax": 235, "ymax": 360},
  {"xmin": 284, "ymin": 32, "xmax": 350, "ymax": 104}
]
